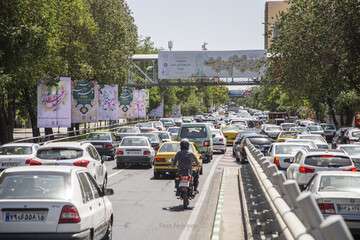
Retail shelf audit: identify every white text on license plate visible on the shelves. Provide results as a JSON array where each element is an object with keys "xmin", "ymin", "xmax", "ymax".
[
  {"xmin": 339, "ymin": 204, "xmax": 360, "ymax": 213},
  {"xmin": 4, "ymin": 211, "xmax": 47, "ymax": 222},
  {"xmin": 179, "ymin": 180, "xmax": 190, "ymax": 187}
]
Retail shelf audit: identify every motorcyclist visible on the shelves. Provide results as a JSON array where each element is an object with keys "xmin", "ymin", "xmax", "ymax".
[{"xmin": 173, "ymin": 139, "xmax": 201, "ymax": 193}]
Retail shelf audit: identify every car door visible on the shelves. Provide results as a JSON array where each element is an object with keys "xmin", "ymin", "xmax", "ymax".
[
  {"xmin": 85, "ymin": 172, "xmax": 107, "ymax": 240},
  {"xmin": 77, "ymin": 172, "xmax": 95, "ymax": 232},
  {"xmin": 88, "ymin": 146, "xmax": 104, "ymax": 186}
]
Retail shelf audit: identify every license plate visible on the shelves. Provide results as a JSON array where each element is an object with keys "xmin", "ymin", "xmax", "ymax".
[
  {"xmin": 1, "ymin": 162, "xmax": 19, "ymax": 167},
  {"xmin": 179, "ymin": 180, "xmax": 190, "ymax": 187},
  {"xmin": 4, "ymin": 211, "xmax": 47, "ymax": 222},
  {"xmin": 338, "ymin": 204, "xmax": 360, "ymax": 213}
]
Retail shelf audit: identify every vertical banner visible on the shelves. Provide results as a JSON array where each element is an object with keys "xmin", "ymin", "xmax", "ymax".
[
  {"xmin": 98, "ymin": 85, "xmax": 119, "ymax": 120},
  {"xmin": 119, "ymin": 88, "xmax": 149, "ymax": 119},
  {"xmin": 37, "ymin": 77, "xmax": 72, "ymax": 128},
  {"xmin": 72, "ymin": 80, "xmax": 98, "ymax": 123}
]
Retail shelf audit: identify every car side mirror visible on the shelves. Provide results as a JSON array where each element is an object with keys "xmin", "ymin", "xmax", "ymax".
[{"xmin": 104, "ymin": 188, "xmax": 114, "ymax": 196}]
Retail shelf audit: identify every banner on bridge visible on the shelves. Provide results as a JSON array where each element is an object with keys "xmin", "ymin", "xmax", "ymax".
[
  {"xmin": 119, "ymin": 88, "xmax": 149, "ymax": 119},
  {"xmin": 97, "ymin": 85, "xmax": 119, "ymax": 121},
  {"xmin": 71, "ymin": 80, "xmax": 98, "ymax": 123},
  {"xmin": 158, "ymin": 50, "xmax": 266, "ymax": 80},
  {"xmin": 37, "ymin": 77, "xmax": 72, "ymax": 128}
]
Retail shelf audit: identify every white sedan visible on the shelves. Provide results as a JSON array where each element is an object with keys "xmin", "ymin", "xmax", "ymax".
[
  {"xmin": 0, "ymin": 143, "xmax": 39, "ymax": 170},
  {"xmin": 297, "ymin": 134, "xmax": 329, "ymax": 149},
  {"xmin": 30, "ymin": 142, "xmax": 108, "ymax": 190},
  {"xmin": 0, "ymin": 166, "xmax": 114, "ymax": 239}
]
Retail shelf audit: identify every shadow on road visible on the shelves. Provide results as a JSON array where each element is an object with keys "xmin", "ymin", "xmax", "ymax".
[{"xmin": 162, "ymin": 205, "xmax": 194, "ymax": 212}]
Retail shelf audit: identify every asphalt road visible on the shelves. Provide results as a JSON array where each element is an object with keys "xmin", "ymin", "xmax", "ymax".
[{"xmin": 102, "ymin": 149, "xmax": 234, "ymax": 240}]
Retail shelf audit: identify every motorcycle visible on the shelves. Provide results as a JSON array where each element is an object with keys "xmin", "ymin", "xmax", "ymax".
[{"xmin": 175, "ymin": 173, "xmax": 195, "ymax": 209}]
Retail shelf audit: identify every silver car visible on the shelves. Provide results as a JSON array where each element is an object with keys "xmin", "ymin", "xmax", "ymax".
[
  {"xmin": 268, "ymin": 143, "xmax": 312, "ymax": 170},
  {"xmin": 212, "ymin": 129, "xmax": 227, "ymax": 154},
  {"xmin": 297, "ymin": 134, "xmax": 329, "ymax": 149},
  {"xmin": 337, "ymin": 144, "xmax": 360, "ymax": 170},
  {"xmin": 0, "ymin": 143, "xmax": 39, "ymax": 170}
]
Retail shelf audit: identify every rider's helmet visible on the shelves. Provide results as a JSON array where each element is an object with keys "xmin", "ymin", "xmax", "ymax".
[{"xmin": 180, "ymin": 138, "xmax": 190, "ymax": 151}]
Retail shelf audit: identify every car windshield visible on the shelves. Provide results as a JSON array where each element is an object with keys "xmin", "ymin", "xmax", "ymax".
[
  {"xmin": 305, "ymin": 155, "xmax": 352, "ymax": 167},
  {"xmin": 319, "ymin": 176, "xmax": 360, "ymax": 193},
  {"xmin": 266, "ymin": 126, "xmax": 281, "ymax": 131},
  {"xmin": 180, "ymin": 126, "xmax": 207, "ymax": 139},
  {"xmin": 352, "ymin": 131, "xmax": 360, "ymax": 138},
  {"xmin": 308, "ymin": 125, "xmax": 323, "ymax": 131},
  {"xmin": 118, "ymin": 128, "xmax": 138, "ymax": 133},
  {"xmin": 37, "ymin": 148, "xmax": 83, "ymax": 160},
  {"xmin": 275, "ymin": 145, "xmax": 309, "ymax": 155},
  {"xmin": 0, "ymin": 172, "xmax": 68, "ymax": 199},
  {"xmin": 340, "ymin": 146, "xmax": 360, "ymax": 156},
  {"xmin": 121, "ymin": 138, "xmax": 148, "ymax": 146},
  {"xmin": 158, "ymin": 143, "xmax": 195, "ymax": 153},
  {"xmin": 0, "ymin": 146, "xmax": 32, "ymax": 155},
  {"xmin": 87, "ymin": 133, "xmax": 111, "ymax": 141}
]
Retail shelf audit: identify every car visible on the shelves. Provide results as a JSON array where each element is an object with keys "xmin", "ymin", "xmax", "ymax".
[
  {"xmin": 167, "ymin": 127, "xmax": 180, "ymax": 140},
  {"xmin": 236, "ymin": 134, "xmax": 273, "ymax": 163},
  {"xmin": 211, "ymin": 129, "xmax": 227, "ymax": 154},
  {"xmin": 137, "ymin": 121, "xmax": 165, "ymax": 131},
  {"xmin": 221, "ymin": 125, "xmax": 245, "ymax": 146},
  {"xmin": 297, "ymin": 134, "xmax": 329, "ymax": 149},
  {"xmin": 262, "ymin": 125, "xmax": 282, "ymax": 139},
  {"xmin": 232, "ymin": 130, "xmax": 260, "ymax": 158},
  {"xmin": 285, "ymin": 139, "xmax": 318, "ymax": 149},
  {"xmin": 153, "ymin": 141, "xmax": 202, "ymax": 179},
  {"xmin": 305, "ymin": 171, "xmax": 360, "ymax": 234},
  {"xmin": 154, "ymin": 131, "xmax": 172, "ymax": 143},
  {"xmin": 337, "ymin": 144, "xmax": 360, "ymax": 170},
  {"xmin": 30, "ymin": 142, "xmax": 109, "ymax": 189},
  {"xmin": 344, "ymin": 128, "xmax": 360, "ymax": 144},
  {"xmin": 280, "ymin": 123, "xmax": 296, "ymax": 131},
  {"xmin": 182, "ymin": 117, "xmax": 193, "ymax": 123},
  {"xmin": 286, "ymin": 149, "xmax": 355, "ymax": 189},
  {"xmin": 136, "ymin": 133, "xmax": 161, "ymax": 152},
  {"xmin": 173, "ymin": 118, "xmax": 183, "ymax": 127},
  {"xmin": 0, "ymin": 143, "xmax": 39, "ymax": 171},
  {"xmin": 320, "ymin": 123, "xmax": 336, "ymax": 142},
  {"xmin": 230, "ymin": 119, "xmax": 248, "ymax": 128},
  {"xmin": 115, "ymin": 136, "xmax": 155, "ymax": 168},
  {"xmin": 298, "ymin": 120, "xmax": 316, "ymax": 127},
  {"xmin": 0, "ymin": 166, "xmax": 114, "ymax": 239},
  {"xmin": 159, "ymin": 118, "xmax": 176, "ymax": 128},
  {"xmin": 85, "ymin": 131, "xmax": 118, "ymax": 159},
  {"xmin": 116, "ymin": 126, "xmax": 140, "ymax": 134},
  {"xmin": 332, "ymin": 127, "xmax": 352, "ymax": 148},
  {"xmin": 276, "ymin": 131, "xmax": 298, "ymax": 142},
  {"xmin": 178, "ymin": 123, "xmax": 213, "ymax": 163},
  {"xmin": 268, "ymin": 143, "xmax": 312, "ymax": 170},
  {"xmin": 307, "ymin": 125, "xmax": 325, "ymax": 136},
  {"xmin": 289, "ymin": 126, "xmax": 309, "ymax": 134}
]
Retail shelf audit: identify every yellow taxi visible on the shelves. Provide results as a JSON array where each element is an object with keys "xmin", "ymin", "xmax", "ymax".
[
  {"xmin": 153, "ymin": 141, "xmax": 203, "ymax": 179},
  {"xmin": 276, "ymin": 131, "xmax": 298, "ymax": 142},
  {"xmin": 221, "ymin": 125, "xmax": 244, "ymax": 145}
]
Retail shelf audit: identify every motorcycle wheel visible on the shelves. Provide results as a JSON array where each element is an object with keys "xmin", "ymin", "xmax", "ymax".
[{"xmin": 183, "ymin": 194, "xmax": 189, "ymax": 209}]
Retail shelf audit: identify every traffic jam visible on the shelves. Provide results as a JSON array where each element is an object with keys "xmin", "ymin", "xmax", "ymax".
[{"xmin": 1, "ymin": 110, "xmax": 360, "ymax": 238}]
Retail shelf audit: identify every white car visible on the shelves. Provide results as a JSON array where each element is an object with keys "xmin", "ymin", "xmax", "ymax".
[
  {"xmin": 344, "ymin": 128, "xmax": 360, "ymax": 144},
  {"xmin": 307, "ymin": 125, "xmax": 325, "ymax": 136},
  {"xmin": 115, "ymin": 136, "xmax": 155, "ymax": 168},
  {"xmin": 297, "ymin": 134, "xmax": 329, "ymax": 149},
  {"xmin": 305, "ymin": 171, "xmax": 360, "ymax": 232},
  {"xmin": 285, "ymin": 139, "xmax": 318, "ymax": 149},
  {"xmin": 287, "ymin": 149, "xmax": 355, "ymax": 189},
  {"xmin": 30, "ymin": 142, "xmax": 108, "ymax": 189},
  {"xmin": 337, "ymin": 144, "xmax": 360, "ymax": 170},
  {"xmin": 0, "ymin": 166, "xmax": 113, "ymax": 239},
  {"xmin": 263, "ymin": 125, "xmax": 282, "ymax": 139},
  {"xmin": 280, "ymin": 123, "xmax": 296, "ymax": 131},
  {"xmin": 268, "ymin": 143, "xmax": 312, "ymax": 170},
  {"xmin": 212, "ymin": 129, "xmax": 227, "ymax": 154},
  {"xmin": 0, "ymin": 143, "xmax": 39, "ymax": 170}
]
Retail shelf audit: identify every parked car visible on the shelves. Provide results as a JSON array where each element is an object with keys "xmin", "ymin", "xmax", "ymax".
[
  {"xmin": 305, "ymin": 171, "xmax": 360, "ymax": 234},
  {"xmin": 0, "ymin": 166, "xmax": 114, "ymax": 239},
  {"xmin": 115, "ymin": 136, "xmax": 155, "ymax": 168},
  {"xmin": 262, "ymin": 125, "xmax": 282, "ymax": 139},
  {"xmin": 307, "ymin": 125, "xmax": 325, "ymax": 136},
  {"xmin": 297, "ymin": 134, "xmax": 329, "ymax": 149},
  {"xmin": 178, "ymin": 123, "xmax": 213, "ymax": 163},
  {"xmin": 159, "ymin": 118, "xmax": 176, "ymax": 128},
  {"xmin": 320, "ymin": 123, "xmax": 336, "ymax": 142},
  {"xmin": 211, "ymin": 129, "xmax": 227, "ymax": 154},
  {"xmin": 337, "ymin": 144, "xmax": 360, "ymax": 170},
  {"xmin": 153, "ymin": 141, "xmax": 202, "ymax": 179},
  {"xmin": 0, "ymin": 143, "xmax": 39, "ymax": 171},
  {"xmin": 287, "ymin": 149, "xmax": 355, "ymax": 189},
  {"xmin": 332, "ymin": 127, "xmax": 352, "ymax": 148},
  {"xmin": 280, "ymin": 123, "xmax": 296, "ymax": 131},
  {"xmin": 154, "ymin": 131, "xmax": 172, "ymax": 143},
  {"xmin": 31, "ymin": 142, "xmax": 109, "ymax": 189},
  {"xmin": 268, "ymin": 143, "xmax": 312, "ymax": 170},
  {"xmin": 344, "ymin": 128, "xmax": 360, "ymax": 144},
  {"xmin": 85, "ymin": 131, "xmax": 118, "ymax": 159}
]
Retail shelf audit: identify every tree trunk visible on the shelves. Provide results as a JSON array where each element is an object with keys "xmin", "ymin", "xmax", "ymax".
[
  {"xmin": 327, "ymin": 98, "xmax": 338, "ymax": 127},
  {"xmin": 23, "ymin": 87, "xmax": 40, "ymax": 138},
  {"xmin": 44, "ymin": 128, "xmax": 54, "ymax": 140}
]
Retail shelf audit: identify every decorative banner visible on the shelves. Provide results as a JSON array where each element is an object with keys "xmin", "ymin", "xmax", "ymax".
[
  {"xmin": 98, "ymin": 85, "xmax": 119, "ymax": 120},
  {"xmin": 72, "ymin": 80, "xmax": 98, "ymax": 123},
  {"xmin": 119, "ymin": 88, "xmax": 149, "ymax": 119},
  {"xmin": 37, "ymin": 77, "xmax": 72, "ymax": 128},
  {"xmin": 158, "ymin": 50, "xmax": 266, "ymax": 79}
]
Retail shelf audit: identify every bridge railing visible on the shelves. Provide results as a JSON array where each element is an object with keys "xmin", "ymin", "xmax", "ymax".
[{"xmin": 245, "ymin": 139, "xmax": 354, "ymax": 240}]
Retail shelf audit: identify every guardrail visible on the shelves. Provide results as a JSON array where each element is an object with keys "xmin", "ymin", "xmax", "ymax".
[{"xmin": 244, "ymin": 139, "xmax": 354, "ymax": 240}]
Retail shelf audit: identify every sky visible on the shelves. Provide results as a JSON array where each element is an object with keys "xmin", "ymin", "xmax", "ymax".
[{"xmin": 126, "ymin": 0, "xmax": 267, "ymax": 51}]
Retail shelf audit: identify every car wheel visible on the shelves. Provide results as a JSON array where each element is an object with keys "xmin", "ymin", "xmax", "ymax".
[
  {"xmin": 102, "ymin": 219, "xmax": 113, "ymax": 240},
  {"xmin": 154, "ymin": 171, "xmax": 161, "ymax": 179}
]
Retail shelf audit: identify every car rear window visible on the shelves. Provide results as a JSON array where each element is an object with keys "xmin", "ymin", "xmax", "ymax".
[
  {"xmin": 0, "ymin": 146, "xmax": 32, "ymax": 155},
  {"xmin": 266, "ymin": 127, "xmax": 281, "ymax": 131},
  {"xmin": 0, "ymin": 172, "xmax": 68, "ymax": 199},
  {"xmin": 308, "ymin": 126, "xmax": 322, "ymax": 131},
  {"xmin": 168, "ymin": 128, "xmax": 179, "ymax": 134},
  {"xmin": 299, "ymin": 135, "xmax": 324, "ymax": 142},
  {"xmin": 180, "ymin": 127, "xmax": 207, "ymax": 139},
  {"xmin": 158, "ymin": 143, "xmax": 195, "ymax": 153},
  {"xmin": 118, "ymin": 128, "xmax": 138, "ymax": 133},
  {"xmin": 249, "ymin": 137, "xmax": 272, "ymax": 145},
  {"xmin": 157, "ymin": 132, "xmax": 170, "ymax": 140},
  {"xmin": 37, "ymin": 148, "xmax": 83, "ymax": 160},
  {"xmin": 138, "ymin": 134, "xmax": 160, "ymax": 143},
  {"xmin": 305, "ymin": 155, "xmax": 352, "ymax": 167},
  {"xmin": 275, "ymin": 145, "xmax": 309, "ymax": 155},
  {"xmin": 322, "ymin": 125, "xmax": 335, "ymax": 130},
  {"xmin": 87, "ymin": 133, "xmax": 111, "ymax": 141},
  {"xmin": 121, "ymin": 138, "xmax": 148, "ymax": 146},
  {"xmin": 352, "ymin": 131, "xmax": 360, "ymax": 138},
  {"xmin": 319, "ymin": 176, "xmax": 360, "ymax": 192},
  {"xmin": 340, "ymin": 146, "xmax": 360, "ymax": 155}
]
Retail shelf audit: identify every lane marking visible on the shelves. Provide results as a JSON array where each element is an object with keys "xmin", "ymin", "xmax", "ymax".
[
  {"xmin": 109, "ymin": 170, "xmax": 124, "ymax": 178},
  {"xmin": 178, "ymin": 154, "xmax": 221, "ymax": 240},
  {"xmin": 211, "ymin": 169, "xmax": 225, "ymax": 240}
]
